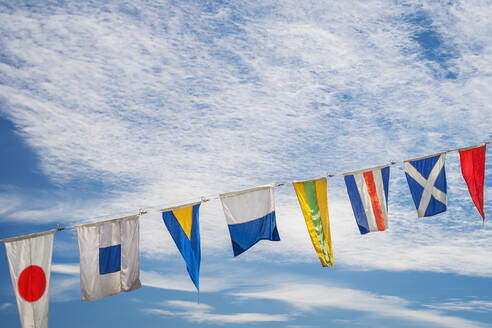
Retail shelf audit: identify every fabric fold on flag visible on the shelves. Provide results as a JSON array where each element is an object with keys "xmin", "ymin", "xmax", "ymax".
[
  {"xmin": 4, "ymin": 229, "xmax": 55, "ymax": 328},
  {"xmin": 344, "ymin": 165, "xmax": 390, "ymax": 234},
  {"xmin": 459, "ymin": 144, "xmax": 486, "ymax": 221},
  {"xmin": 293, "ymin": 178, "xmax": 333, "ymax": 267},
  {"xmin": 77, "ymin": 215, "xmax": 141, "ymax": 301},
  {"xmin": 161, "ymin": 201, "xmax": 201, "ymax": 291},
  {"xmin": 220, "ymin": 185, "xmax": 280, "ymax": 256},
  {"xmin": 404, "ymin": 152, "xmax": 447, "ymax": 217}
]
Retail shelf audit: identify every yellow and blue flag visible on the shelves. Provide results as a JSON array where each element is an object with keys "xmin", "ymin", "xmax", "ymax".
[{"xmin": 161, "ymin": 202, "xmax": 201, "ymax": 290}]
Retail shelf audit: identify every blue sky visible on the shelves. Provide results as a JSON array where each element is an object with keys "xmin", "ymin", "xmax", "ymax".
[{"xmin": 1, "ymin": 0, "xmax": 492, "ymax": 327}]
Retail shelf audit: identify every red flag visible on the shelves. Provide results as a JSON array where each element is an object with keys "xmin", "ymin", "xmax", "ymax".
[{"xmin": 459, "ymin": 144, "xmax": 486, "ymax": 220}]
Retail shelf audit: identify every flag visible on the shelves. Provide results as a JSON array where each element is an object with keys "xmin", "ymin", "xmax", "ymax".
[
  {"xmin": 344, "ymin": 165, "xmax": 390, "ymax": 234},
  {"xmin": 220, "ymin": 185, "xmax": 280, "ymax": 256},
  {"xmin": 293, "ymin": 178, "xmax": 333, "ymax": 266},
  {"xmin": 404, "ymin": 152, "xmax": 447, "ymax": 217},
  {"xmin": 77, "ymin": 215, "xmax": 141, "ymax": 301},
  {"xmin": 162, "ymin": 202, "xmax": 201, "ymax": 290},
  {"xmin": 4, "ymin": 230, "xmax": 55, "ymax": 328},
  {"xmin": 459, "ymin": 144, "xmax": 486, "ymax": 221}
]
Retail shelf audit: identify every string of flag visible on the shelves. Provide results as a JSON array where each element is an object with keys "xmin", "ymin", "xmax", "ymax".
[{"xmin": 1, "ymin": 142, "xmax": 489, "ymax": 328}]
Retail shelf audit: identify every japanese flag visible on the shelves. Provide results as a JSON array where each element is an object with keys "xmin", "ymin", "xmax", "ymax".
[{"xmin": 4, "ymin": 230, "xmax": 55, "ymax": 328}]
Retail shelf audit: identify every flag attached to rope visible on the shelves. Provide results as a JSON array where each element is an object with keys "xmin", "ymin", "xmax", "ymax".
[
  {"xmin": 4, "ymin": 230, "xmax": 55, "ymax": 328},
  {"xmin": 293, "ymin": 178, "xmax": 333, "ymax": 266},
  {"xmin": 404, "ymin": 153, "xmax": 447, "ymax": 217},
  {"xmin": 162, "ymin": 202, "xmax": 201, "ymax": 291},
  {"xmin": 344, "ymin": 165, "xmax": 390, "ymax": 234},
  {"xmin": 220, "ymin": 185, "xmax": 280, "ymax": 256},
  {"xmin": 77, "ymin": 215, "xmax": 141, "ymax": 301},
  {"xmin": 459, "ymin": 144, "xmax": 486, "ymax": 221}
]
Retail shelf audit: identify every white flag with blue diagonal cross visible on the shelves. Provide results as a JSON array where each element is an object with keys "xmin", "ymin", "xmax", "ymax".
[
  {"xmin": 77, "ymin": 215, "xmax": 141, "ymax": 301},
  {"xmin": 404, "ymin": 152, "xmax": 447, "ymax": 217}
]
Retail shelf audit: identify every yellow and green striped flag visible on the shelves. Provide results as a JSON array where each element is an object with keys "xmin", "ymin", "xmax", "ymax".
[{"xmin": 293, "ymin": 178, "xmax": 333, "ymax": 267}]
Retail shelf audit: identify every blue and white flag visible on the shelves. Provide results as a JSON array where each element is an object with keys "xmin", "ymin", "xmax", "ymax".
[
  {"xmin": 77, "ymin": 215, "xmax": 141, "ymax": 301},
  {"xmin": 220, "ymin": 185, "xmax": 280, "ymax": 256},
  {"xmin": 404, "ymin": 152, "xmax": 447, "ymax": 217}
]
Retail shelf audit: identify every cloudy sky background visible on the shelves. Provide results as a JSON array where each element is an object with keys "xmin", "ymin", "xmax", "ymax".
[{"xmin": 0, "ymin": 0, "xmax": 491, "ymax": 327}]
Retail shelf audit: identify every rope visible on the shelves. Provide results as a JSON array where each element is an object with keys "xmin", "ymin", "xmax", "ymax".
[{"xmin": 1, "ymin": 141, "xmax": 489, "ymax": 241}]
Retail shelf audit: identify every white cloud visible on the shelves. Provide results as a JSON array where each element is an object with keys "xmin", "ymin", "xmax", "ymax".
[
  {"xmin": 425, "ymin": 299, "xmax": 492, "ymax": 313},
  {"xmin": 0, "ymin": 0, "xmax": 491, "ymax": 280},
  {"xmin": 0, "ymin": 303, "xmax": 12, "ymax": 311},
  {"xmin": 50, "ymin": 263, "xmax": 81, "ymax": 302},
  {"xmin": 140, "ymin": 270, "xmax": 490, "ymax": 327},
  {"xmin": 50, "ymin": 276, "xmax": 80, "ymax": 302},
  {"xmin": 140, "ymin": 264, "xmax": 303, "ymax": 294},
  {"xmin": 164, "ymin": 300, "xmax": 214, "ymax": 312},
  {"xmin": 52, "ymin": 263, "xmax": 80, "ymax": 275},
  {"xmin": 141, "ymin": 270, "xmax": 231, "ymax": 293},
  {"xmin": 0, "ymin": 188, "xmax": 23, "ymax": 219},
  {"xmin": 233, "ymin": 282, "xmax": 488, "ymax": 328},
  {"xmin": 142, "ymin": 299, "xmax": 291, "ymax": 324}
]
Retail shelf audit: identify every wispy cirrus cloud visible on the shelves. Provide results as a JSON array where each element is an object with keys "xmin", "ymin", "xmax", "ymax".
[
  {"xmin": 50, "ymin": 263, "xmax": 81, "ymax": 302},
  {"xmin": 50, "ymin": 276, "xmax": 80, "ymax": 303},
  {"xmin": 139, "ymin": 268, "xmax": 489, "ymax": 328},
  {"xmin": 0, "ymin": 0, "xmax": 491, "ymax": 280},
  {"xmin": 233, "ymin": 282, "xmax": 489, "ymax": 328},
  {"xmin": 52, "ymin": 263, "xmax": 80, "ymax": 275},
  {"xmin": 0, "ymin": 303, "xmax": 12, "ymax": 311},
  {"xmin": 425, "ymin": 298, "xmax": 492, "ymax": 313},
  {"xmin": 142, "ymin": 299, "xmax": 291, "ymax": 324},
  {"xmin": 140, "ymin": 270, "xmax": 232, "ymax": 293}
]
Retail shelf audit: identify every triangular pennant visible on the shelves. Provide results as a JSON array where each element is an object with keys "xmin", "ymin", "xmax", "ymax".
[
  {"xmin": 4, "ymin": 230, "xmax": 55, "ymax": 328},
  {"xmin": 459, "ymin": 144, "xmax": 486, "ymax": 221},
  {"xmin": 293, "ymin": 178, "xmax": 334, "ymax": 266},
  {"xmin": 162, "ymin": 202, "xmax": 201, "ymax": 290}
]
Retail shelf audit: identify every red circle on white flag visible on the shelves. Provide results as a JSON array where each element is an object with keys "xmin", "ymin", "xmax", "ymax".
[{"xmin": 18, "ymin": 265, "xmax": 46, "ymax": 302}]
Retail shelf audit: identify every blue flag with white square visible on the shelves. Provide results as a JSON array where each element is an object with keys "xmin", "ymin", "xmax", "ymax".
[
  {"xmin": 404, "ymin": 153, "xmax": 447, "ymax": 217},
  {"xmin": 76, "ymin": 215, "xmax": 141, "ymax": 301}
]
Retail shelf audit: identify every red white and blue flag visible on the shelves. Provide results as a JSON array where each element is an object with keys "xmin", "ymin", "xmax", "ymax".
[{"xmin": 344, "ymin": 165, "xmax": 390, "ymax": 234}]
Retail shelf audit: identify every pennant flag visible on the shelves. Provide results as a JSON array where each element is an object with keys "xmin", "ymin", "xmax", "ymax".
[
  {"xmin": 293, "ymin": 178, "xmax": 333, "ymax": 266},
  {"xmin": 4, "ymin": 230, "xmax": 55, "ymax": 328},
  {"xmin": 459, "ymin": 144, "xmax": 486, "ymax": 221},
  {"xmin": 77, "ymin": 215, "xmax": 141, "ymax": 301},
  {"xmin": 404, "ymin": 153, "xmax": 447, "ymax": 217},
  {"xmin": 344, "ymin": 165, "xmax": 390, "ymax": 234},
  {"xmin": 220, "ymin": 185, "xmax": 280, "ymax": 256},
  {"xmin": 162, "ymin": 202, "xmax": 201, "ymax": 290}
]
